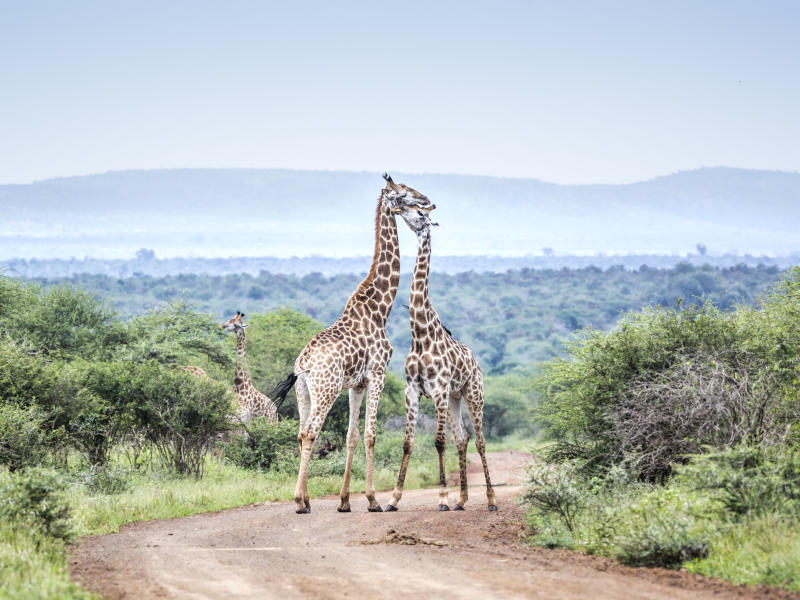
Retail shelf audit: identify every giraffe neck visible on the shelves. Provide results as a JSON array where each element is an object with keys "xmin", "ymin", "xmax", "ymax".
[
  {"xmin": 409, "ymin": 227, "xmax": 436, "ymax": 339},
  {"xmin": 344, "ymin": 195, "xmax": 400, "ymax": 328},
  {"xmin": 234, "ymin": 328, "xmax": 253, "ymax": 392}
]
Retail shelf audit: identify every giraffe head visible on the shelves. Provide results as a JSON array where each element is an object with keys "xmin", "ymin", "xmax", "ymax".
[
  {"xmin": 220, "ymin": 311, "xmax": 249, "ymax": 332},
  {"xmin": 381, "ymin": 173, "xmax": 437, "ymax": 232}
]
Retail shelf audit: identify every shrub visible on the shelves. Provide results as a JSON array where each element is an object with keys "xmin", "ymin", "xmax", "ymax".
[
  {"xmin": 221, "ymin": 418, "xmax": 299, "ymax": 471},
  {"xmin": 677, "ymin": 445, "xmax": 800, "ymax": 519},
  {"xmin": 0, "ymin": 468, "xmax": 72, "ymax": 543},
  {"xmin": 522, "ymin": 460, "xmax": 585, "ymax": 533},
  {"xmin": 536, "ymin": 272, "xmax": 800, "ymax": 479},
  {"xmin": 0, "ymin": 404, "xmax": 58, "ymax": 471},
  {"xmin": 617, "ymin": 519, "xmax": 708, "ymax": 568},
  {"xmin": 73, "ymin": 464, "xmax": 133, "ymax": 495},
  {"xmin": 139, "ymin": 369, "xmax": 233, "ymax": 477}
]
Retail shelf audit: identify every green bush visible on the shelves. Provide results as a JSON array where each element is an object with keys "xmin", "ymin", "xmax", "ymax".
[
  {"xmin": 522, "ymin": 460, "xmax": 585, "ymax": 533},
  {"xmin": 0, "ymin": 404, "xmax": 59, "ymax": 471},
  {"xmin": 677, "ymin": 445, "xmax": 800, "ymax": 519},
  {"xmin": 536, "ymin": 270, "xmax": 800, "ymax": 479},
  {"xmin": 221, "ymin": 418, "xmax": 299, "ymax": 471},
  {"xmin": 73, "ymin": 464, "xmax": 134, "ymax": 495},
  {"xmin": 0, "ymin": 468, "xmax": 72, "ymax": 543}
]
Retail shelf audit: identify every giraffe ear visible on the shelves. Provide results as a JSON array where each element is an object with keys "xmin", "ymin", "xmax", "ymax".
[{"xmin": 383, "ymin": 172, "xmax": 393, "ymax": 184}]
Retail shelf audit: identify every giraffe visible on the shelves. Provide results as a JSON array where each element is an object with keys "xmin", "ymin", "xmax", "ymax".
[
  {"xmin": 220, "ymin": 311, "xmax": 279, "ymax": 425},
  {"xmin": 386, "ymin": 202, "xmax": 497, "ymax": 512},
  {"xmin": 178, "ymin": 365, "xmax": 210, "ymax": 379},
  {"xmin": 271, "ymin": 174, "xmax": 431, "ymax": 514}
]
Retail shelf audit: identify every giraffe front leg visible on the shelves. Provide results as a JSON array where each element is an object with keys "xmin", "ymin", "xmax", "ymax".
[
  {"xmin": 386, "ymin": 380, "xmax": 421, "ymax": 511},
  {"xmin": 433, "ymin": 391, "xmax": 450, "ymax": 511},
  {"xmin": 448, "ymin": 394, "xmax": 470, "ymax": 510},
  {"xmin": 338, "ymin": 387, "xmax": 364, "ymax": 512},
  {"xmin": 363, "ymin": 374, "xmax": 385, "ymax": 512}
]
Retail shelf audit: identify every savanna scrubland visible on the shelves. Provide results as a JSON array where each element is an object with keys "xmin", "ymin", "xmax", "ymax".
[{"xmin": 1, "ymin": 263, "xmax": 799, "ymax": 596}]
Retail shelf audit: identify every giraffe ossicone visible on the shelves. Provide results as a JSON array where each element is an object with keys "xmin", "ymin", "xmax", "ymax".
[{"xmin": 271, "ymin": 175, "xmax": 431, "ymax": 514}]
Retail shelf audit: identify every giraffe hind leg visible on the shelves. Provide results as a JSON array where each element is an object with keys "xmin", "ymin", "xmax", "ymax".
[
  {"xmin": 338, "ymin": 387, "xmax": 364, "ymax": 512},
  {"xmin": 448, "ymin": 393, "xmax": 470, "ymax": 510},
  {"xmin": 464, "ymin": 378, "xmax": 497, "ymax": 511},
  {"xmin": 294, "ymin": 377, "xmax": 338, "ymax": 514}
]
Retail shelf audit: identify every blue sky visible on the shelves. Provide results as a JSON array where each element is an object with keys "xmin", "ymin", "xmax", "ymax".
[{"xmin": 1, "ymin": 0, "xmax": 798, "ymax": 184}]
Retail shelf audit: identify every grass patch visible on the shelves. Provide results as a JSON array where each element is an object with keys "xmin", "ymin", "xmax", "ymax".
[
  {"xmin": 686, "ymin": 515, "xmax": 800, "ymax": 591},
  {"xmin": 3, "ymin": 430, "xmax": 457, "ymax": 598},
  {"xmin": 70, "ymin": 431, "xmax": 456, "ymax": 536},
  {"xmin": 484, "ymin": 433, "xmax": 541, "ymax": 453}
]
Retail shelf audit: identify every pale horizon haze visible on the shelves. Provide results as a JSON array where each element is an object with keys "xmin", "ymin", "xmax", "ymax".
[{"xmin": 1, "ymin": 1, "xmax": 799, "ymax": 185}]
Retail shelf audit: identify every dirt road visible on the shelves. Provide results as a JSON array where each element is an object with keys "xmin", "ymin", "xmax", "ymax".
[{"xmin": 71, "ymin": 451, "xmax": 795, "ymax": 599}]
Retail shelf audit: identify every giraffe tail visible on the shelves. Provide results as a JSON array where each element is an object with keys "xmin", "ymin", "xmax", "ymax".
[{"xmin": 270, "ymin": 373, "xmax": 298, "ymax": 408}]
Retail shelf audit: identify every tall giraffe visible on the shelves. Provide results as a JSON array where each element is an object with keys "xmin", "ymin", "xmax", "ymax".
[
  {"xmin": 271, "ymin": 174, "xmax": 431, "ymax": 514},
  {"xmin": 220, "ymin": 311, "xmax": 279, "ymax": 425},
  {"xmin": 386, "ymin": 204, "xmax": 497, "ymax": 511}
]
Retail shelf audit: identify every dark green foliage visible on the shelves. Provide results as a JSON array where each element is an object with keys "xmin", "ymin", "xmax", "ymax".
[
  {"xmin": 26, "ymin": 285, "xmax": 122, "ymax": 359},
  {"xmin": 118, "ymin": 303, "xmax": 233, "ymax": 370},
  {"xmin": 522, "ymin": 460, "xmax": 585, "ymax": 533},
  {"xmin": 536, "ymin": 268, "xmax": 800, "ymax": 479},
  {"xmin": 73, "ymin": 465, "xmax": 134, "ymax": 495},
  {"xmin": 0, "ymin": 468, "xmax": 72, "ymax": 543},
  {"xmin": 23, "ymin": 263, "xmax": 784, "ymax": 375},
  {"xmin": 0, "ymin": 404, "xmax": 58, "ymax": 471},
  {"xmin": 482, "ymin": 372, "xmax": 537, "ymax": 437},
  {"xmin": 678, "ymin": 446, "xmax": 800, "ymax": 519},
  {"xmin": 221, "ymin": 418, "xmax": 299, "ymax": 471},
  {"xmin": 616, "ymin": 524, "xmax": 708, "ymax": 568},
  {"xmin": 128, "ymin": 365, "xmax": 233, "ymax": 477}
]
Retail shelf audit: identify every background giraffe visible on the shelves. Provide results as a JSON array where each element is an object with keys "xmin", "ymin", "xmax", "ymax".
[
  {"xmin": 177, "ymin": 365, "xmax": 209, "ymax": 379},
  {"xmin": 220, "ymin": 311, "xmax": 279, "ymax": 425},
  {"xmin": 386, "ymin": 203, "xmax": 497, "ymax": 511},
  {"xmin": 271, "ymin": 174, "xmax": 431, "ymax": 514}
]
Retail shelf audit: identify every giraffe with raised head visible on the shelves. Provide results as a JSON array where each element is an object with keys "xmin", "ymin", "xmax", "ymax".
[
  {"xmin": 220, "ymin": 311, "xmax": 279, "ymax": 425},
  {"xmin": 386, "ymin": 202, "xmax": 497, "ymax": 512},
  {"xmin": 271, "ymin": 174, "xmax": 431, "ymax": 514}
]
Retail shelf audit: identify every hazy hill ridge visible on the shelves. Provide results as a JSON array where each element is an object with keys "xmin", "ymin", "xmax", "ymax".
[{"xmin": 1, "ymin": 167, "xmax": 798, "ymax": 260}]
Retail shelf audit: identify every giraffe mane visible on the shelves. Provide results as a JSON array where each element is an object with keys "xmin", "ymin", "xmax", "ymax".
[{"xmin": 354, "ymin": 193, "xmax": 385, "ymax": 295}]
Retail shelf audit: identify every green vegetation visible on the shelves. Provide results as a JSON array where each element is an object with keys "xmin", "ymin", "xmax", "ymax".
[
  {"xmin": 524, "ymin": 268, "xmax": 800, "ymax": 590},
  {"xmin": 0, "ymin": 274, "xmax": 453, "ymax": 599},
  {"xmin": 4, "ymin": 262, "xmax": 800, "ymax": 595},
  {"xmin": 28, "ymin": 262, "xmax": 784, "ymax": 373}
]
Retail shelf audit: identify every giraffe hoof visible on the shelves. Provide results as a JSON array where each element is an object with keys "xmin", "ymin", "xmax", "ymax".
[
  {"xmin": 385, "ymin": 505, "xmax": 398, "ymax": 512},
  {"xmin": 438, "ymin": 504, "xmax": 450, "ymax": 511},
  {"xmin": 368, "ymin": 505, "xmax": 383, "ymax": 512},
  {"xmin": 453, "ymin": 504, "xmax": 465, "ymax": 511},
  {"xmin": 337, "ymin": 506, "xmax": 351, "ymax": 513},
  {"xmin": 488, "ymin": 505, "xmax": 498, "ymax": 512},
  {"xmin": 296, "ymin": 507, "xmax": 311, "ymax": 514}
]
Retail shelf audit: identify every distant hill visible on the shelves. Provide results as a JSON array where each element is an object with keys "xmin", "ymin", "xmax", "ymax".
[{"xmin": 1, "ymin": 167, "xmax": 798, "ymax": 260}]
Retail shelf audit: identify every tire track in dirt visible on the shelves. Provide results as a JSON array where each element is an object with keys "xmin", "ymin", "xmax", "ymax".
[{"xmin": 70, "ymin": 451, "xmax": 797, "ymax": 599}]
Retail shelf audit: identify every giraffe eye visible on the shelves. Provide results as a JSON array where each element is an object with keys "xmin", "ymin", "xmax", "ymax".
[{"xmin": 417, "ymin": 210, "xmax": 423, "ymax": 217}]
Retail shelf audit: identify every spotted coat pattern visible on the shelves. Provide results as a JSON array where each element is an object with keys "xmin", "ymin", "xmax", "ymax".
[
  {"xmin": 386, "ymin": 219, "xmax": 497, "ymax": 511},
  {"xmin": 220, "ymin": 313, "xmax": 279, "ymax": 425},
  {"xmin": 290, "ymin": 177, "xmax": 430, "ymax": 514}
]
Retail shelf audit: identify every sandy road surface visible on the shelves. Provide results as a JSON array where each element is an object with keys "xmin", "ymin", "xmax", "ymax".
[{"xmin": 71, "ymin": 451, "xmax": 796, "ymax": 600}]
